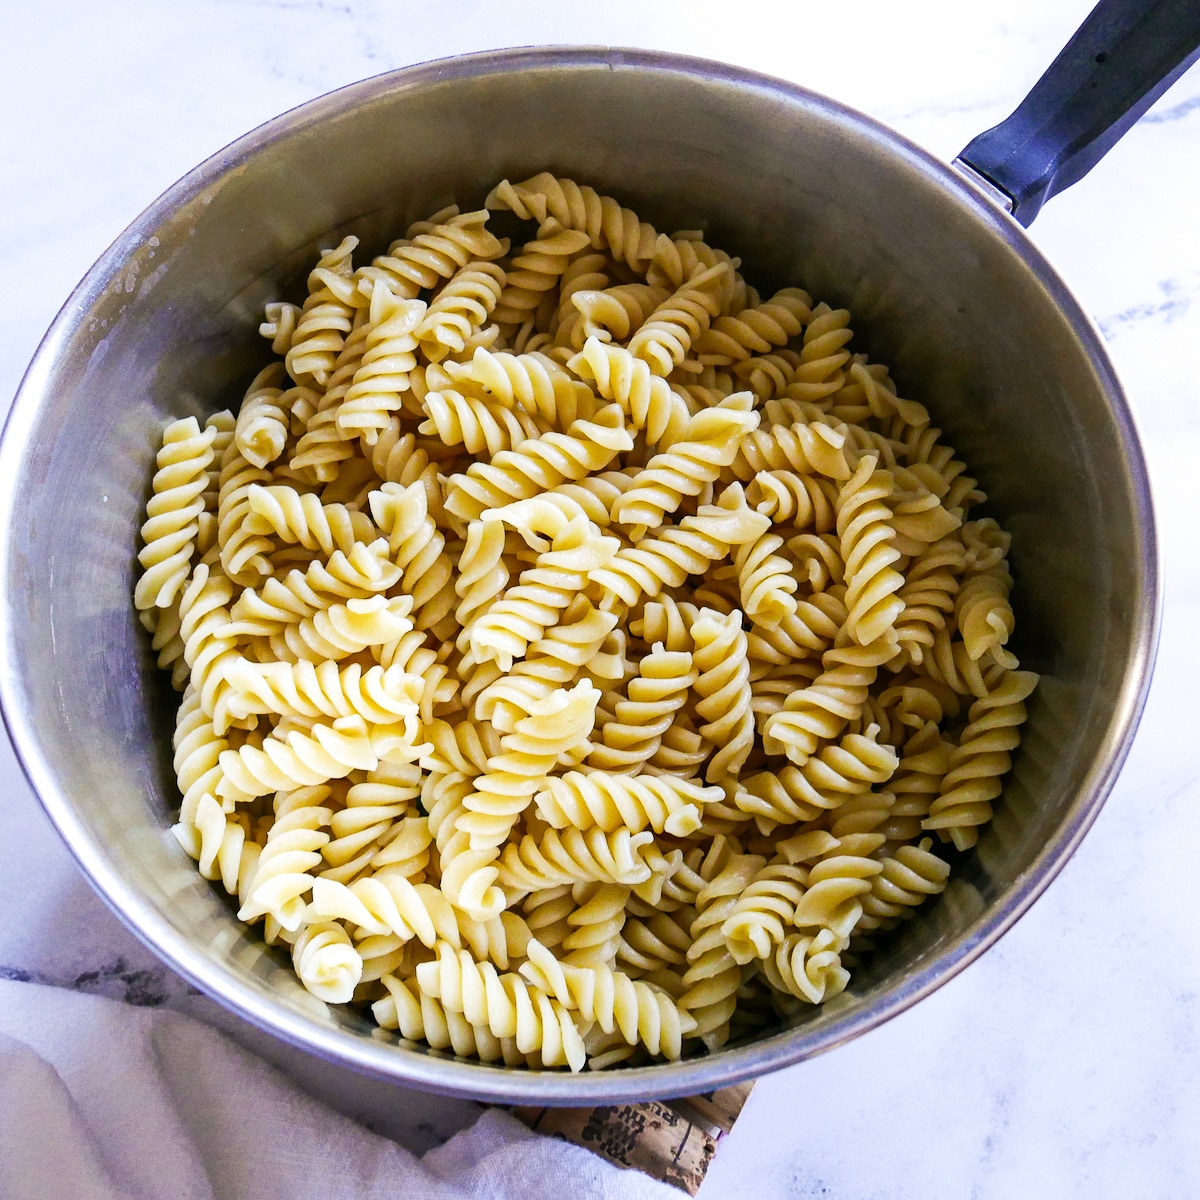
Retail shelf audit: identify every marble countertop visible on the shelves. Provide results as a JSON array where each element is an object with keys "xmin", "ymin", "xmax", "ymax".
[{"xmin": 3, "ymin": 2, "xmax": 1199, "ymax": 1195}]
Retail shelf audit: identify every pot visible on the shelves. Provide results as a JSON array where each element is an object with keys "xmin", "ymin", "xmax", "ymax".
[{"xmin": 0, "ymin": 0, "xmax": 1186, "ymax": 1103}]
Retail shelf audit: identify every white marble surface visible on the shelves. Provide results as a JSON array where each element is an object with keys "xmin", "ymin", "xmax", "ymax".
[{"xmin": 3, "ymin": 1, "xmax": 1200, "ymax": 1194}]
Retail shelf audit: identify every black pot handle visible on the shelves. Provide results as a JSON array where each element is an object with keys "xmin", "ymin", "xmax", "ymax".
[{"xmin": 957, "ymin": 0, "xmax": 1200, "ymax": 225}]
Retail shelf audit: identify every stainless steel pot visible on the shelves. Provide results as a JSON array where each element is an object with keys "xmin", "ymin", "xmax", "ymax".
[{"xmin": 0, "ymin": 1, "xmax": 1186, "ymax": 1104}]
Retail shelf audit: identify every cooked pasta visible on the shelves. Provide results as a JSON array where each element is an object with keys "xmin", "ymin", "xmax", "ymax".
[
  {"xmin": 135, "ymin": 416, "xmax": 216, "ymax": 610},
  {"xmin": 138, "ymin": 176, "xmax": 1036, "ymax": 1071},
  {"xmin": 285, "ymin": 236, "xmax": 359, "ymax": 386}
]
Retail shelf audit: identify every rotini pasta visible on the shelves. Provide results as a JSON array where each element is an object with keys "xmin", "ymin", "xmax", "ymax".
[
  {"xmin": 535, "ymin": 770, "xmax": 719, "ymax": 836},
  {"xmin": 135, "ymin": 416, "xmax": 216, "ymax": 610},
  {"xmin": 140, "ymin": 179, "xmax": 1035, "ymax": 1072},
  {"xmin": 444, "ymin": 404, "xmax": 632, "ymax": 522},
  {"xmin": 286, "ymin": 236, "xmax": 359, "ymax": 386},
  {"xmin": 610, "ymin": 392, "xmax": 759, "ymax": 538},
  {"xmin": 416, "ymin": 260, "xmax": 506, "ymax": 360},
  {"xmin": 335, "ymin": 280, "xmax": 425, "ymax": 444},
  {"xmin": 233, "ymin": 364, "xmax": 289, "ymax": 471}
]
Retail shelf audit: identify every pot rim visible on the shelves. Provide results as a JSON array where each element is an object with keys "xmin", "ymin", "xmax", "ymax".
[{"xmin": 0, "ymin": 45, "xmax": 1161, "ymax": 1104}]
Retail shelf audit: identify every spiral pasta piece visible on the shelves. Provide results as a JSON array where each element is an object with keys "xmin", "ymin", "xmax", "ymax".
[
  {"xmin": 287, "ymin": 316, "xmax": 370, "ymax": 482},
  {"xmin": 568, "ymin": 283, "xmax": 668, "ymax": 349},
  {"xmin": 236, "ymin": 787, "xmax": 334, "ymax": 929},
  {"xmin": 259, "ymin": 301, "xmax": 301, "ymax": 356},
  {"xmin": 224, "ymin": 657, "xmax": 422, "ymax": 725},
  {"xmin": 492, "ymin": 219, "xmax": 593, "ymax": 328},
  {"xmin": 173, "ymin": 791, "xmax": 262, "ymax": 904},
  {"xmin": 785, "ymin": 302, "xmax": 854, "ymax": 403},
  {"xmin": 457, "ymin": 680, "xmax": 600, "ymax": 853},
  {"xmin": 306, "ymin": 873, "xmax": 457, "ymax": 948},
  {"xmin": 498, "ymin": 826, "xmax": 655, "ymax": 896},
  {"xmin": 631, "ymin": 596, "xmax": 699, "ymax": 653},
  {"xmin": 373, "ymin": 974, "xmax": 524, "ymax": 1066},
  {"xmin": 734, "ymin": 529, "xmax": 800, "ymax": 629},
  {"xmin": 453, "ymin": 517, "xmax": 509, "ymax": 647},
  {"xmin": 893, "ymin": 535, "xmax": 965, "ymax": 665},
  {"xmin": 591, "ymin": 485, "xmax": 771, "ymax": 611},
  {"xmin": 786, "ymin": 531, "xmax": 845, "ymax": 594},
  {"xmin": 857, "ymin": 838, "xmax": 951, "ymax": 932},
  {"xmin": 679, "ymin": 608, "xmax": 753, "ymax": 785},
  {"xmin": 721, "ymin": 860, "xmax": 810, "ymax": 964},
  {"xmin": 322, "ymin": 774, "xmax": 425, "ymax": 883},
  {"xmin": 416, "ymin": 942, "xmax": 586, "ymax": 1070},
  {"xmin": 233, "ymin": 363, "xmax": 289, "ymax": 471},
  {"xmin": 520, "ymin": 940, "xmax": 696, "ymax": 1060},
  {"xmin": 444, "ymin": 404, "xmax": 632, "ymax": 522},
  {"xmin": 173, "ymin": 686, "xmax": 235, "ymax": 827},
  {"xmin": 225, "ymin": 540, "xmax": 399, "ymax": 638},
  {"xmin": 695, "ymin": 287, "xmax": 811, "ymax": 365},
  {"xmin": 469, "ymin": 502, "xmax": 620, "ymax": 670},
  {"xmin": 731, "ymin": 349, "xmax": 802, "ymax": 402},
  {"xmin": 420, "ymin": 770, "xmax": 506, "ymax": 920},
  {"xmin": 956, "ymin": 563, "xmax": 1017, "ymax": 668},
  {"xmin": 583, "ymin": 644, "xmax": 697, "ymax": 773},
  {"xmin": 243, "ymin": 485, "xmax": 375, "ymax": 559},
  {"xmin": 737, "ymin": 724, "xmax": 898, "ymax": 826},
  {"xmin": 419, "ymin": 386, "xmax": 544, "ymax": 456},
  {"xmin": 672, "ymin": 848, "xmax": 759, "ymax": 1047},
  {"xmin": 268, "ymin": 594, "xmax": 414, "ymax": 665},
  {"xmin": 924, "ymin": 670, "xmax": 1038, "ymax": 850},
  {"xmin": 920, "ymin": 626, "xmax": 993, "ymax": 699},
  {"xmin": 888, "ymin": 480, "xmax": 962, "ymax": 556},
  {"xmin": 356, "ymin": 210, "xmax": 507, "ymax": 300},
  {"xmin": 521, "ymin": 886, "xmax": 577, "ymax": 954},
  {"xmin": 761, "ymin": 929, "xmax": 850, "ymax": 1004},
  {"xmin": 145, "ymin": 596, "xmax": 190, "ymax": 692},
  {"xmin": 790, "ymin": 832, "xmax": 886, "ymax": 941},
  {"xmin": 611, "ymin": 392, "xmax": 759, "ymax": 538},
  {"xmin": 416, "ymin": 260, "xmax": 506, "ymax": 360},
  {"xmin": 646, "ymin": 232, "xmax": 744, "ymax": 310},
  {"xmin": 445, "ymin": 347, "xmax": 597, "ymax": 430},
  {"xmin": 475, "ymin": 596, "xmax": 618, "ymax": 731},
  {"xmin": 286, "ymin": 236, "xmax": 359, "ymax": 386},
  {"xmin": 287, "ymin": 922, "xmax": 362, "ymax": 1003},
  {"xmin": 627, "ymin": 262, "xmax": 728, "ymax": 376},
  {"xmin": 535, "ymin": 770, "xmax": 719, "ymax": 836},
  {"xmin": 539, "ymin": 470, "xmax": 634, "ymax": 528},
  {"xmin": 177, "ymin": 563, "xmax": 245, "ymax": 736},
  {"xmin": 567, "ymin": 337, "xmax": 689, "ymax": 446},
  {"xmin": 834, "ymin": 455, "xmax": 906, "ymax": 646},
  {"xmin": 135, "ymin": 417, "xmax": 216, "ymax": 610},
  {"xmin": 873, "ymin": 718, "xmax": 954, "ymax": 842},
  {"xmin": 746, "ymin": 469, "xmax": 838, "ymax": 530},
  {"xmin": 728, "ymin": 419, "xmax": 852, "ymax": 482},
  {"xmin": 761, "ymin": 633, "xmax": 895, "ymax": 764},
  {"xmin": 335, "ymin": 281, "xmax": 426, "ymax": 445},
  {"xmin": 558, "ymin": 882, "xmax": 628, "ymax": 966},
  {"xmin": 645, "ymin": 716, "xmax": 710, "ymax": 779},
  {"xmin": 550, "ymin": 251, "xmax": 611, "ymax": 336},
  {"xmin": 488, "ymin": 173, "xmax": 658, "ymax": 273},
  {"xmin": 368, "ymin": 481, "xmax": 453, "ymax": 621},
  {"xmin": 218, "ymin": 715, "xmax": 419, "ymax": 802}
]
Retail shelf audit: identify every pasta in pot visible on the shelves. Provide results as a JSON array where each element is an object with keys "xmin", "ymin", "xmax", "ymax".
[{"xmin": 136, "ymin": 176, "xmax": 1037, "ymax": 1071}]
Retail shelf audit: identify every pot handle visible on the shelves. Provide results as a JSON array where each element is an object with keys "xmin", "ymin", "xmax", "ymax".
[{"xmin": 956, "ymin": 0, "xmax": 1200, "ymax": 225}]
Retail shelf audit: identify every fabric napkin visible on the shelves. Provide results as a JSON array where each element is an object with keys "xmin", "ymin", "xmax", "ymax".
[{"xmin": 0, "ymin": 979, "xmax": 675, "ymax": 1200}]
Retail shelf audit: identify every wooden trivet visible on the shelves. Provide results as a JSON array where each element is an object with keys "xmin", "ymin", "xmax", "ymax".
[{"xmin": 511, "ymin": 1081, "xmax": 754, "ymax": 1194}]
